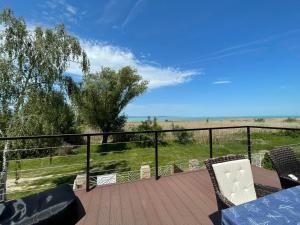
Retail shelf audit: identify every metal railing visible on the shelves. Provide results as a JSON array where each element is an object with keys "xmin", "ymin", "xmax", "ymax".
[{"xmin": 1, "ymin": 125, "xmax": 300, "ymax": 196}]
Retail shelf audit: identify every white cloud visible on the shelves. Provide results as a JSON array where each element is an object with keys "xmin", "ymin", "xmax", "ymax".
[
  {"xmin": 68, "ymin": 40, "xmax": 200, "ymax": 89},
  {"xmin": 41, "ymin": 0, "xmax": 78, "ymax": 24},
  {"xmin": 65, "ymin": 4, "xmax": 77, "ymax": 15},
  {"xmin": 213, "ymin": 80, "xmax": 231, "ymax": 85},
  {"xmin": 122, "ymin": 0, "xmax": 145, "ymax": 27}
]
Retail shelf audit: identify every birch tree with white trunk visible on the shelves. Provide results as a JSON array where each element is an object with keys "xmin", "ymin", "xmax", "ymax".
[{"xmin": 0, "ymin": 8, "xmax": 89, "ymax": 200}]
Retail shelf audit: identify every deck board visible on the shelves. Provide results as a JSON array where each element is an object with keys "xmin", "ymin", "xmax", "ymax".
[
  {"xmin": 119, "ymin": 183, "xmax": 136, "ymax": 225},
  {"xmin": 76, "ymin": 167, "xmax": 281, "ymax": 225}
]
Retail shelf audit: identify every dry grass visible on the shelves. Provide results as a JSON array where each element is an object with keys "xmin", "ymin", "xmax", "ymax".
[{"xmin": 126, "ymin": 117, "xmax": 300, "ymax": 130}]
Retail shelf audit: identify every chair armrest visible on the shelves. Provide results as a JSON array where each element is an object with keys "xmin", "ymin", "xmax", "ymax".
[
  {"xmin": 280, "ymin": 175, "xmax": 300, "ymax": 183},
  {"xmin": 279, "ymin": 176, "xmax": 300, "ymax": 189},
  {"xmin": 216, "ymin": 190, "xmax": 235, "ymax": 208},
  {"xmin": 254, "ymin": 183, "xmax": 280, "ymax": 197}
]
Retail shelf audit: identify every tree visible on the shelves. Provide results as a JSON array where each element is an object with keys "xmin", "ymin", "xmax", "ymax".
[
  {"xmin": 8, "ymin": 91, "xmax": 77, "ymax": 157},
  {"xmin": 0, "ymin": 8, "xmax": 89, "ymax": 200},
  {"xmin": 74, "ymin": 67, "xmax": 148, "ymax": 144}
]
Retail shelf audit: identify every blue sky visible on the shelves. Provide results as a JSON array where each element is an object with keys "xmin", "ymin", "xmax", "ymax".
[{"xmin": 2, "ymin": 0, "xmax": 300, "ymax": 117}]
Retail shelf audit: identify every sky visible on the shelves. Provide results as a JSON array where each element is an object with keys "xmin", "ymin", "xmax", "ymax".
[{"xmin": 1, "ymin": 0, "xmax": 300, "ymax": 117}]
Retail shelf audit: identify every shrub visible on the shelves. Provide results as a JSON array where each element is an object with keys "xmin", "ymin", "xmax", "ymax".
[
  {"xmin": 254, "ymin": 118, "xmax": 265, "ymax": 122},
  {"xmin": 171, "ymin": 124, "xmax": 194, "ymax": 144},
  {"xmin": 261, "ymin": 153, "xmax": 273, "ymax": 170},
  {"xmin": 132, "ymin": 117, "xmax": 165, "ymax": 147},
  {"xmin": 284, "ymin": 117, "xmax": 297, "ymax": 122},
  {"xmin": 111, "ymin": 130, "xmax": 135, "ymax": 143},
  {"xmin": 279, "ymin": 130, "xmax": 300, "ymax": 138}
]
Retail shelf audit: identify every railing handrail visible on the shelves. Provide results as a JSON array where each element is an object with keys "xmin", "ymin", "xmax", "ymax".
[
  {"xmin": 2, "ymin": 124, "xmax": 300, "ymax": 196},
  {"xmin": 2, "ymin": 125, "xmax": 300, "ymax": 141}
]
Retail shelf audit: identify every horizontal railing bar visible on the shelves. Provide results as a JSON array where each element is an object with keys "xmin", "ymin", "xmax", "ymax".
[
  {"xmin": 91, "ymin": 140, "xmax": 154, "ymax": 146},
  {"xmin": 88, "ymin": 168, "xmax": 135, "ymax": 175},
  {"xmin": 0, "ymin": 126, "xmax": 247, "ymax": 141},
  {"xmin": 5, "ymin": 144, "xmax": 85, "ymax": 153},
  {"xmin": 7, "ymin": 154, "xmax": 88, "ymax": 162},
  {"xmin": 8, "ymin": 163, "xmax": 85, "ymax": 173},
  {"xmin": 250, "ymin": 126, "xmax": 300, "ymax": 131},
  {"xmin": 1, "ymin": 125, "xmax": 300, "ymax": 141}
]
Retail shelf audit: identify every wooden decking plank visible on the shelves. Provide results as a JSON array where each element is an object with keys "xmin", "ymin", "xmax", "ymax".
[
  {"xmin": 184, "ymin": 172, "xmax": 218, "ymax": 203},
  {"xmin": 156, "ymin": 177, "xmax": 200, "ymax": 225},
  {"xmin": 109, "ymin": 184, "xmax": 123, "ymax": 225},
  {"xmin": 119, "ymin": 182, "xmax": 136, "ymax": 225},
  {"xmin": 83, "ymin": 187, "xmax": 103, "ymax": 225},
  {"xmin": 76, "ymin": 167, "xmax": 279, "ymax": 225},
  {"xmin": 97, "ymin": 186, "xmax": 111, "ymax": 225},
  {"xmin": 151, "ymin": 179, "xmax": 187, "ymax": 225},
  {"xmin": 127, "ymin": 181, "xmax": 148, "ymax": 225},
  {"xmin": 135, "ymin": 180, "xmax": 162, "ymax": 225},
  {"xmin": 76, "ymin": 189, "xmax": 97, "ymax": 225},
  {"xmin": 164, "ymin": 175, "xmax": 211, "ymax": 225},
  {"xmin": 169, "ymin": 173, "xmax": 216, "ymax": 217},
  {"xmin": 252, "ymin": 166, "xmax": 281, "ymax": 188},
  {"xmin": 142, "ymin": 179, "xmax": 175, "ymax": 225}
]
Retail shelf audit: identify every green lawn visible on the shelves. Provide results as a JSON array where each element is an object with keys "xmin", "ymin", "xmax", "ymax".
[{"xmin": 6, "ymin": 130, "xmax": 300, "ymax": 199}]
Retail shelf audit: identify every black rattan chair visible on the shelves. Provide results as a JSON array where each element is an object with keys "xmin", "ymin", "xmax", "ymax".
[
  {"xmin": 267, "ymin": 147, "xmax": 300, "ymax": 189},
  {"xmin": 205, "ymin": 155, "xmax": 280, "ymax": 210}
]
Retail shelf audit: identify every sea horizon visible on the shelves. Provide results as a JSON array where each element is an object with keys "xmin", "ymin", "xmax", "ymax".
[{"xmin": 127, "ymin": 115, "xmax": 300, "ymax": 122}]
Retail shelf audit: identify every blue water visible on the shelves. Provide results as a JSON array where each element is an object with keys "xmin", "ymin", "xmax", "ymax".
[{"xmin": 127, "ymin": 115, "xmax": 300, "ymax": 122}]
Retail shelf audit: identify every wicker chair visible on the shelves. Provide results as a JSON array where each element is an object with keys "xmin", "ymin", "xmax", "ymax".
[
  {"xmin": 205, "ymin": 155, "xmax": 280, "ymax": 210},
  {"xmin": 267, "ymin": 147, "xmax": 300, "ymax": 189}
]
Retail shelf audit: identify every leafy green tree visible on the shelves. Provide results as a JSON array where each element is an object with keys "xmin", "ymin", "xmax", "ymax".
[
  {"xmin": 73, "ymin": 67, "xmax": 148, "ymax": 144},
  {"xmin": 8, "ymin": 91, "xmax": 77, "ymax": 157},
  {"xmin": 0, "ymin": 8, "xmax": 89, "ymax": 199}
]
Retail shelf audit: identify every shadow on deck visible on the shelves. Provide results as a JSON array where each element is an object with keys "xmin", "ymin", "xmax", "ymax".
[{"xmin": 75, "ymin": 167, "xmax": 281, "ymax": 225}]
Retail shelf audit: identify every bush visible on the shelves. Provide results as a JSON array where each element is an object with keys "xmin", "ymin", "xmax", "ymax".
[
  {"xmin": 132, "ymin": 117, "xmax": 165, "ymax": 147},
  {"xmin": 284, "ymin": 117, "xmax": 297, "ymax": 122},
  {"xmin": 261, "ymin": 153, "xmax": 273, "ymax": 170},
  {"xmin": 254, "ymin": 118, "xmax": 265, "ymax": 122},
  {"xmin": 279, "ymin": 130, "xmax": 300, "ymax": 138},
  {"xmin": 111, "ymin": 130, "xmax": 135, "ymax": 143},
  {"xmin": 171, "ymin": 124, "xmax": 194, "ymax": 144}
]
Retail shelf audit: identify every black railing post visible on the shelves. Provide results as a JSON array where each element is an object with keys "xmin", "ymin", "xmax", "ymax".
[
  {"xmin": 154, "ymin": 131, "xmax": 159, "ymax": 180},
  {"xmin": 86, "ymin": 135, "xmax": 91, "ymax": 192},
  {"xmin": 247, "ymin": 126, "xmax": 252, "ymax": 163},
  {"xmin": 209, "ymin": 128, "xmax": 213, "ymax": 158}
]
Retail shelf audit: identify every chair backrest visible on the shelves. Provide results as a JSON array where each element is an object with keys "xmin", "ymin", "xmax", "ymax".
[
  {"xmin": 212, "ymin": 159, "xmax": 257, "ymax": 205},
  {"xmin": 267, "ymin": 147, "xmax": 300, "ymax": 176},
  {"xmin": 205, "ymin": 155, "xmax": 257, "ymax": 205}
]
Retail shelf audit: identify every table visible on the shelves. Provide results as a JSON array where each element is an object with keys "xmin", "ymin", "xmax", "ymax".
[{"xmin": 222, "ymin": 185, "xmax": 300, "ymax": 225}]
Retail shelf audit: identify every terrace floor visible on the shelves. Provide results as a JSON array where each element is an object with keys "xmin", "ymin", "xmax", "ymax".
[{"xmin": 75, "ymin": 166, "xmax": 281, "ymax": 225}]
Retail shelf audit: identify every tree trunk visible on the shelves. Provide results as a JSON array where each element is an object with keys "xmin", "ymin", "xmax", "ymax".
[
  {"xmin": 101, "ymin": 132, "xmax": 109, "ymax": 152},
  {"xmin": 102, "ymin": 133, "xmax": 109, "ymax": 144},
  {"xmin": 0, "ymin": 141, "xmax": 9, "ymax": 201}
]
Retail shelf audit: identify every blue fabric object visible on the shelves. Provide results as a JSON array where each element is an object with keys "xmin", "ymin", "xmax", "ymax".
[{"xmin": 222, "ymin": 185, "xmax": 300, "ymax": 225}]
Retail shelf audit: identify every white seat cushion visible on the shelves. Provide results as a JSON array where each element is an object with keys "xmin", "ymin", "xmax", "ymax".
[{"xmin": 212, "ymin": 159, "xmax": 257, "ymax": 205}]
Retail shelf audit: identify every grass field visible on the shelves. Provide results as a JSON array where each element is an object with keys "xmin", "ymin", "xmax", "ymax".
[{"xmin": 5, "ymin": 125, "xmax": 300, "ymax": 199}]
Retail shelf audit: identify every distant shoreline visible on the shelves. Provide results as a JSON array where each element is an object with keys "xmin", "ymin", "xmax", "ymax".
[{"xmin": 127, "ymin": 116, "xmax": 300, "ymax": 122}]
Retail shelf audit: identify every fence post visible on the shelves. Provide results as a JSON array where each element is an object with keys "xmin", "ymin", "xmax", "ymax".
[
  {"xmin": 247, "ymin": 126, "xmax": 252, "ymax": 163},
  {"xmin": 154, "ymin": 131, "xmax": 159, "ymax": 180},
  {"xmin": 86, "ymin": 135, "xmax": 91, "ymax": 192},
  {"xmin": 209, "ymin": 128, "xmax": 213, "ymax": 158}
]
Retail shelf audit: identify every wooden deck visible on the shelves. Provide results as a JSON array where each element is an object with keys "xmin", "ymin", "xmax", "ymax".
[{"xmin": 75, "ymin": 167, "xmax": 281, "ymax": 225}]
